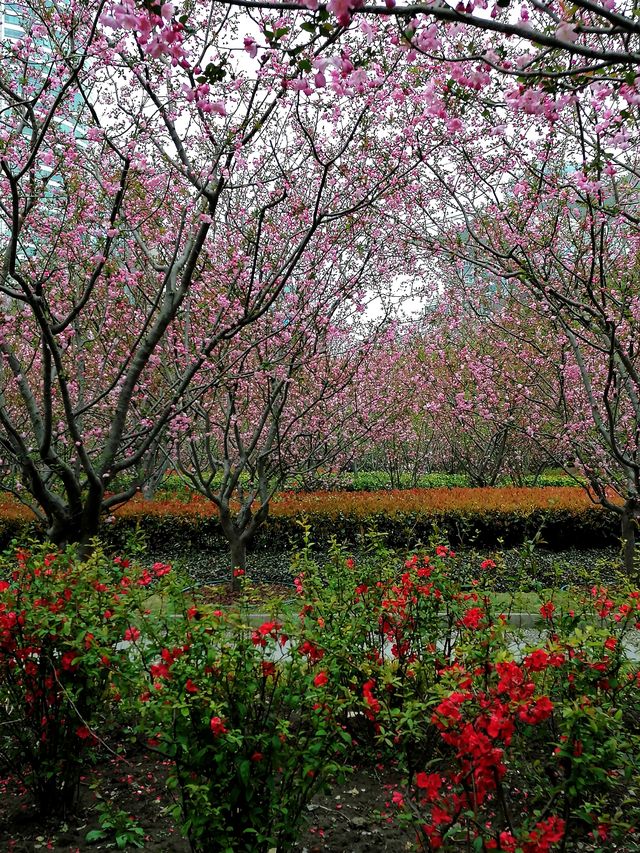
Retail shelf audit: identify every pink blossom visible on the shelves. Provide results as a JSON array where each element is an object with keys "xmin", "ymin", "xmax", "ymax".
[
  {"xmin": 244, "ymin": 36, "xmax": 258, "ymax": 58},
  {"xmin": 556, "ymin": 22, "xmax": 579, "ymax": 43},
  {"xmin": 327, "ymin": 0, "xmax": 355, "ymax": 25}
]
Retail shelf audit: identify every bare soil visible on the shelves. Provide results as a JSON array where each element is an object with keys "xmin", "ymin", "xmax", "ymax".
[{"xmin": 0, "ymin": 748, "xmax": 412, "ymax": 852}]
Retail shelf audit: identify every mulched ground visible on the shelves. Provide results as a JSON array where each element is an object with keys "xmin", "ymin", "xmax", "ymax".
[
  {"xmin": 0, "ymin": 747, "xmax": 413, "ymax": 852},
  {"xmin": 294, "ymin": 767, "xmax": 413, "ymax": 853},
  {"xmin": 0, "ymin": 751, "xmax": 188, "ymax": 852},
  {"xmin": 166, "ymin": 545, "xmax": 625, "ymax": 594}
]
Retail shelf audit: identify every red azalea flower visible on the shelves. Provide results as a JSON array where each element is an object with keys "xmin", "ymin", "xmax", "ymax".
[
  {"xmin": 539, "ymin": 601, "xmax": 555, "ymax": 620},
  {"xmin": 415, "ymin": 772, "xmax": 441, "ymax": 800},
  {"xmin": 391, "ymin": 790, "xmax": 404, "ymax": 807},
  {"xmin": 261, "ymin": 661, "xmax": 276, "ymax": 678},
  {"xmin": 362, "ymin": 679, "xmax": 381, "ymax": 717},
  {"xmin": 461, "ymin": 607, "xmax": 485, "ymax": 630},
  {"xmin": 527, "ymin": 816, "xmax": 566, "ymax": 848},
  {"xmin": 251, "ymin": 632, "xmax": 266, "ymax": 648},
  {"xmin": 150, "ymin": 663, "xmax": 171, "ymax": 680},
  {"xmin": 313, "ymin": 671, "xmax": 328, "ymax": 687},
  {"xmin": 519, "ymin": 695, "xmax": 554, "ymax": 725},
  {"xmin": 524, "ymin": 649, "xmax": 549, "ymax": 671},
  {"xmin": 61, "ymin": 650, "xmax": 78, "ymax": 671},
  {"xmin": 299, "ymin": 640, "xmax": 324, "ymax": 662},
  {"xmin": 124, "ymin": 626, "xmax": 141, "ymax": 642},
  {"xmin": 210, "ymin": 716, "xmax": 227, "ymax": 737},
  {"xmin": 487, "ymin": 831, "xmax": 517, "ymax": 852}
]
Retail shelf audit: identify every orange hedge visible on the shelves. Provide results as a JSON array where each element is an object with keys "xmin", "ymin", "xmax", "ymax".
[
  {"xmin": 111, "ymin": 486, "xmax": 611, "ymax": 518},
  {"xmin": 105, "ymin": 487, "xmax": 621, "ymax": 550},
  {"xmin": 268, "ymin": 486, "xmax": 610, "ymax": 516},
  {"xmin": 0, "ymin": 487, "xmax": 619, "ymax": 551}
]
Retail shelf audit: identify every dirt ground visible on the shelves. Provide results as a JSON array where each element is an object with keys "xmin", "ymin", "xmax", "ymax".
[{"xmin": 0, "ymin": 750, "xmax": 413, "ymax": 852}]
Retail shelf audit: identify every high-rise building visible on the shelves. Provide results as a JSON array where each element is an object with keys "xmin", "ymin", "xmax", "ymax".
[{"xmin": 0, "ymin": 2, "xmax": 27, "ymax": 41}]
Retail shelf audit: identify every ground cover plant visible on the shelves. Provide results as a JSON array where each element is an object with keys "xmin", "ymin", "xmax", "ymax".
[{"xmin": 1, "ymin": 541, "xmax": 639, "ymax": 851}]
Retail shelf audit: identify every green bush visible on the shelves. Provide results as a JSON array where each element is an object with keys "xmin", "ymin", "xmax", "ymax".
[
  {"xmin": 0, "ymin": 543, "xmax": 156, "ymax": 815},
  {"xmin": 1, "ymin": 536, "xmax": 638, "ymax": 850},
  {"xmin": 289, "ymin": 540, "xmax": 640, "ymax": 851},
  {"xmin": 99, "ymin": 502, "xmax": 617, "ymax": 556},
  {"xmin": 120, "ymin": 573, "xmax": 353, "ymax": 853}
]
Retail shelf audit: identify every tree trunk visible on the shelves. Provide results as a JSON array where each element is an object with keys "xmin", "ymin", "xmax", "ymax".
[
  {"xmin": 45, "ymin": 497, "xmax": 103, "ymax": 559},
  {"xmin": 620, "ymin": 499, "xmax": 637, "ymax": 577},
  {"xmin": 229, "ymin": 537, "xmax": 247, "ymax": 592}
]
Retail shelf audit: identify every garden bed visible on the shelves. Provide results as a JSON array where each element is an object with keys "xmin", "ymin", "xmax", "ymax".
[
  {"xmin": 0, "ymin": 753, "xmax": 411, "ymax": 852},
  {"xmin": 1, "ymin": 543, "xmax": 639, "ymax": 853}
]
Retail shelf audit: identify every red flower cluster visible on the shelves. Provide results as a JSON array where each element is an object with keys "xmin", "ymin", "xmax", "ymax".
[
  {"xmin": 210, "ymin": 716, "xmax": 227, "ymax": 737},
  {"xmin": 150, "ymin": 645, "xmax": 189, "ymax": 683},
  {"xmin": 362, "ymin": 679, "xmax": 381, "ymax": 719},
  {"xmin": 420, "ymin": 652, "xmax": 559, "ymax": 848}
]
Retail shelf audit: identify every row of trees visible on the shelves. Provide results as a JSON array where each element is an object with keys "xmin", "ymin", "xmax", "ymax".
[
  {"xmin": 0, "ymin": 0, "xmax": 639, "ymax": 569},
  {"xmin": 0, "ymin": 0, "xmax": 424, "ymax": 557}
]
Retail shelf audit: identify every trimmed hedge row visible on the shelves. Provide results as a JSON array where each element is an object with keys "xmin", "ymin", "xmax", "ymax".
[
  {"xmin": 266, "ymin": 486, "xmax": 617, "ymax": 550},
  {"xmin": 109, "ymin": 469, "xmax": 580, "ymax": 498},
  {"xmin": 286, "ymin": 470, "xmax": 581, "ymax": 491},
  {"xmin": 0, "ymin": 487, "xmax": 620, "ymax": 553}
]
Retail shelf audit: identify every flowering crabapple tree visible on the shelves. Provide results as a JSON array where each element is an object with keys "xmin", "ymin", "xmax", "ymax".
[
  {"xmin": 169, "ymin": 252, "xmax": 410, "ymax": 581},
  {"xmin": 412, "ymin": 303, "xmax": 552, "ymax": 487},
  {"xmin": 405, "ymin": 88, "xmax": 640, "ymax": 569},
  {"xmin": 347, "ymin": 328, "xmax": 439, "ymax": 488},
  {"xmin": 172, "ymin": 335, "xmax": 370, "ymax": 581},
  {"xmin": 0, "ymin": 0, "xmax": 426, "ymax": 548},
  {"xmin": 106, "ymin": 0, "xmax": 640, "ymax": 96},
  {"xmin": 351, "ymin": 312, "xmax": 551, "ymax": 488}
]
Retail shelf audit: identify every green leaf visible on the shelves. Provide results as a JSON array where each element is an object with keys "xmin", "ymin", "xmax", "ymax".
[
  {"xmin": 85, "ymin": 829, "xmax": 106, "ymax": 842},
  {"xmin": 238, "ymin": 759, "xmax": 251, "ymax": 787}
]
